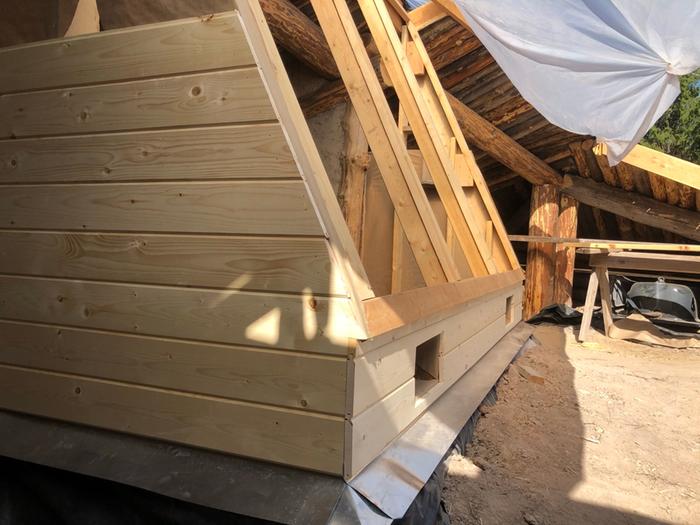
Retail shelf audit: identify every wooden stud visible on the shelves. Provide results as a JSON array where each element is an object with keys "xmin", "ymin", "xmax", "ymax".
[{"xmin": 311, "ymin": 0, "xmax": 460, "ymax": 285}]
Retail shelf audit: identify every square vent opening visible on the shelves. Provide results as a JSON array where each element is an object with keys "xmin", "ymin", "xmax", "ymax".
[{"xmin": 414, "ymin": 333, "xmax": 442, "ymax": 398}]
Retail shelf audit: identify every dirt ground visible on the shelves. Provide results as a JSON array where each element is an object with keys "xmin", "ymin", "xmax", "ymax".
[{"xmin": 443, "ymin": 324, "xmax": 700, "ymax": 525}]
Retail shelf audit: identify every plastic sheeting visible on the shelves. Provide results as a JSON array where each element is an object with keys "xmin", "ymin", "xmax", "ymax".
[{"xmin": 451, "ymin": 0, "xmax": 700, "ymax": 164}]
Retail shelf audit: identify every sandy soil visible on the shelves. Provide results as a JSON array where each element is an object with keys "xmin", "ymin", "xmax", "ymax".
[{"xmin": 443, "ymin": 324, "xmax": 700, "ymax": 525}]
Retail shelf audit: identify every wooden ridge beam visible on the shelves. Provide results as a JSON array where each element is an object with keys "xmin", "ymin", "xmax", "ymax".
[{"xmin": 259, "ymin": 0, "xmax": 339, "ymax": 79}]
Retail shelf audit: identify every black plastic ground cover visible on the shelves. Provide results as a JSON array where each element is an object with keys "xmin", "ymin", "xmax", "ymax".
[{"xmin": 0, "ymin": 455, "xmax": 274, "ymax": 525}]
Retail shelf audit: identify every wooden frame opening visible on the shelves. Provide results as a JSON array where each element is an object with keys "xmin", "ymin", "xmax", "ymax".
[{"xmin": 414, "ymin": 333, "xmax": 442, "ymax": 398}]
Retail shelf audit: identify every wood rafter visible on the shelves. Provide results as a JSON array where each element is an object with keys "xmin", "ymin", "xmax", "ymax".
[{"xmin": 311, "ymin": 0, "xmax": 461, "ymax": 285}]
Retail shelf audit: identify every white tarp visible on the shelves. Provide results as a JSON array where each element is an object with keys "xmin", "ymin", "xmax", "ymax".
[{"xmin": 449, "ymin": 0, "xmax": 700, "ymax": 164}]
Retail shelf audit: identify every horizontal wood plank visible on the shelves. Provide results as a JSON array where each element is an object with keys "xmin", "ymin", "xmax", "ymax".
[
  {"xmin": 362, "ymin": 269, "xmax": 523, "ymax": 337},
  {"xmin": 0, "ymin": 364, "xmax": 344, "ymax": 474},
  {"xmin": 0, "ymin": 12, "xmax": 255, "ymax": 94},
  {"xmin": 0, "ymin": 124, "xmax": 298, "ymax": 183},
  {"xmin": 0, "ymin": 181, "xmax": 322, "ymax": 235},
  {"xmin": 0, "ymin": 320, "xmax": 346, "ymax": 414},
  {"xmin": 0, "ymin": 231, "xmax": 345, "ymax": 295},
  {"xmin": 0, "ymin": 276, "xmax": 361, "ymax": 354},
  {"xmin": 0, "ymin": 68, "xmax": 275, "ymax": 138}
]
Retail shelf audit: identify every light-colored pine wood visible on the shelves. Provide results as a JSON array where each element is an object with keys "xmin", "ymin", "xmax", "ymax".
[
  {"xmin": 359, "ymin": 0, "xmax": 497, "ymax": 276},
  {"xmin": 362, "ymin": 268, "xmax": 523, "ymax": 337},
  {"xmin": 0, "ymin": 231, "xmax": 345, "ymax": 295},
  {"xmin": 0, "ymin": 124, "xmax": 298, "ymax": 183},
  {"xmin": 311, "ymin": 0, "xmax": 460, "ymax": 286},
  {"xmin": 594, "ymin": 143, "xmax": 700, "ymax": 191},
  {"xmin": 408, "ymin": 2, "xmax": 449, "ymax": 30},
  {"xmin": 64, "ymin": 0, "xmax": 99, "ymax": 37},
  {"xmin": 403, "ymin": 16, "xmax": 519, "ymax": 271},
  {"xmin": 351, "ymin": 288, "xmax": 518, "ymax": 416},
  {"xmin": 590, "ymin": 252, "xmax": 700, "ymax": 275},
  {"xmin": 0, "ymin": 181, "xmax": 321, "ymax": 235},
  {"xmin": 360, "ymin": 158, "xmax": 395, "ymax": 296},
  {"xmin": 0, "ymin": 12, "xmax": 255, "ymax": 94},
  {"xmin": 595, "ymin": 266, "xmax": 614, "ymax": 337},
  {"xmin": 432, "ymin": 0, "xmax": 473, "ymax": 33},
  {"xmin": 578, "ymin": 268, "xmax": 599, "ymax": 343},
  {"xmin": 0, "ymin": 364, "xmax": 344, "ymax": 474},
  {"xmin": 0, "ymin": 275, "xmax": 361, "ymax": 354},
  {"xmin": 0, "ymin": 68, "xmax": 275, "ymax": 138},
  {"xmin": 236, "ymin": 0, "xmax": 375, "ymax": 311},
  {"xmin": 0, "ymin": 320, "xmax": 347, "ymax": 414},
  {"xmin": 348, "ymin": 304, "xmax": 520, "ymax": 477},
  {"xmin": 508, "ymin": 235, "xmax": 700, "ymax": 253}
]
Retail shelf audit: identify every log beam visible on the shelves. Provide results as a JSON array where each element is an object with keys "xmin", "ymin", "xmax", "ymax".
[
  {"xmin": 259, "ymin": 0, "xmax": 339, "ymax": 79},
  {"xmin": 563, "ymin": 176, "xmax": 700, "ymax": 242},
  {"xmin": 447, "ymin": 93, "xmax": 562, "ymax": 186}
]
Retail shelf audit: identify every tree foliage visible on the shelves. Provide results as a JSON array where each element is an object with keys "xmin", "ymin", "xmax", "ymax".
[{"xmin": 642, "ymin": 70, "xmax": 700, "ymax": 163}]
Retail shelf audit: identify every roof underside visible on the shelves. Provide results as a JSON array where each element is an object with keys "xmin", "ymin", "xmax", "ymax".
[{"xmin": 291, "ymin": 0, "xmax": 699, "ymax": 244}]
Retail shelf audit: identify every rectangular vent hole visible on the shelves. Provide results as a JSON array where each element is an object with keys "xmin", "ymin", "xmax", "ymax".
[
  {"xmin": 505, "ymin": 295, "xmax": 514, "ymax": 324},
  {"xmin": 415, "ymin": 333, "xmax": 441, "ymax": 398}
]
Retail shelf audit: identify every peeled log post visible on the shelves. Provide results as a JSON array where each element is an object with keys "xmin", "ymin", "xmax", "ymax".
[
  {"xmin": 259, "ymin": 0, "xmax": 339, "ymax": 79},
  {"xmin": 446, "ymin": 93, "xmax": 562, "ymax": 187},
  {"xmin": 524, "ymin": 185, "xmax": 560, "ymax": 318},
  {"xmin": 553, "ymin": 193, "xmax": 578, "ymax": 306}
]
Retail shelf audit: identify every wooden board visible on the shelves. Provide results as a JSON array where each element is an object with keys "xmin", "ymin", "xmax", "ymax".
[
  {"xmin": 0, "ymin": 181, "xmax": 321, "ymax": 235},
  {"xmin": 0, "ymin": 12, "xmax": 255, "ymax": 93},
  {"xmin": 0, "ymin": 364, "xmax": 344, "ymax": 474},
  {"xmin": 0, "ymin": 68, "xmax": 275, "ymax": 138},
  {"xmin": 0, "ymin": 231, "xmax": 345, "ymax": 295},
  {"xmin": 362, "ymin": 269, "xmax": 523, "ymax": 337},
  {"xmin": 0, "ymin": 7, "xmax": 371, "ymax": 476},
  {"xmin": 311, "ymin": 0, "xmax": 460, "ymax": 286},
  {"xmin": 0, "ymin": 275, "xmax": 359, "ymax": 355},
  {"xmin": 0, "ymin": 123, "xmax": 298, "ymax": 183},
  {"xmin": 0, "ymin": 320, "xmax": 347, "ymax": 414}
]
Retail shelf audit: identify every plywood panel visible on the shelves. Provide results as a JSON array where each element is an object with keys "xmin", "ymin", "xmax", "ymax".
[
  {"xmin": 0, "ymin": 232, "xmax": 344, "ymax": 295},
  {"xmin": 0, "ymin": 124, "xmax": 298, "ymax": 183},
  {"xmin": 0, "ymin": 12, "xmax": 255, "ymax": 94},
  {"xmin": 0, "ymin": 181, "xmax": 321, "ymax": 235},
  {"xmin": 0, "ymin": 68, "xmax": 275, "ymax": 138},
  {"xmin": 0, "ymin": 276, "xmax": 361, "ymax": 354},
  {"xmin": 0, "ymin": 364, "xmax": 344, "ymax": 474},
  {"xmin": 0, "ymin": 320, "xmax": 346, "ymax": 414}
]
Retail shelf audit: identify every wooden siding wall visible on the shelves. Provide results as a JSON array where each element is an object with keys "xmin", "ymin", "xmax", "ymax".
[
  {"xmin": 346, "ymin": 282, "xmax": 523, "ymax": 477},
  {"xmin": 0, "ymin": 12, "xmax": 358, "ymax": 475}
]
